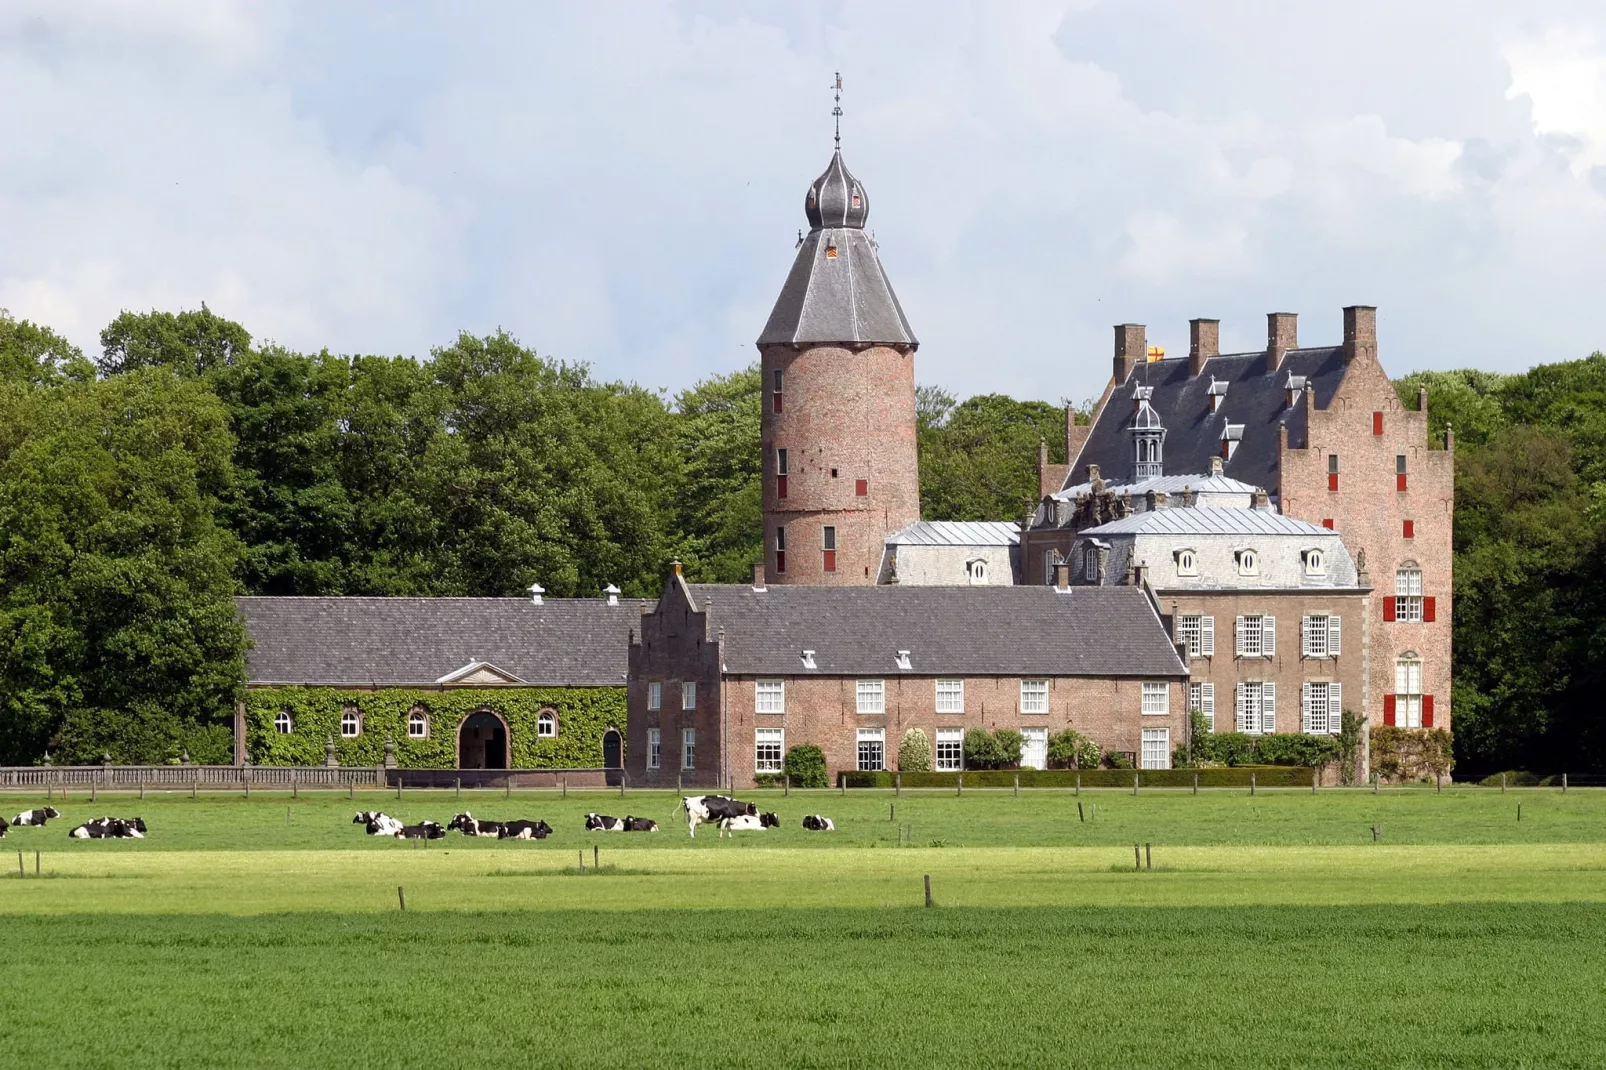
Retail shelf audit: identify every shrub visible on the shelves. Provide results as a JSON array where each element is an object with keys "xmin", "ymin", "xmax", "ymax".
[
  {"xmin": 1255, "ymin": 733, "xmax": 1341, "ymax": 768},
  {"xmin": 897, "ymin": 728, "xmax": 932, "ymax": 773},
  {"xmin": 992, "ymin": 729, "xmax": 1024, "ymax": 769},
  {"xmin": 783, "ymin": 744, "xmax": 828, "ymax": 788},
  {"xmin": 1479, "ymin": 770, "xmax": 1539, "ymax": 787},
  {"xmin": 1201, "ymin": 732, "xmax": 1256, "ymax": 767},
  {"xmin": 1102, "ymin": 750, "xmax": 1133, "ymax": 770},
  {"xmin": 963, "ymin": 728, "xmax": 1003, "ymax": 770},
  {"xmin": 1372, "ymin": 726, "xmax": 1454, "ymax": 782},
  {"xmin": 1047, "ymin": 729, "xmax": 1101, "ymax": 770},
  {"xmin": 1174, "ymin": 711, "xmax": 1212, "ymax": 768},
  {"xmin": 1338, "ymin": 708, "xmax": 1365, "ymax": 786}
]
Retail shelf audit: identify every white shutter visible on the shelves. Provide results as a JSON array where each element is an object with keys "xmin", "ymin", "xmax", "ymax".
[
  {"xmin": 1235, "ymin": 616, "xmax": 1247, "ymax": 656},
  {"xmin": 1201, "ymin": 617, "xmax": 1215, "ymax": 656},
  {"xmin": 1262, "ymin": 682, "xmax": 1276, "ymax": 734},
  {"xmin": 1328, "ymin": 616, "xmax": 1342, "ymax": 656},
  {"xmin": 1301, "ymin": 682, "xmax": 1312, "ymax": 733},
  {"xmin": 1301, "ymin": 617, "xmax": 1313, "ymax": 657},
  {"xmin": 1235, "ymin": 684, "xmax": 1248, "ymax": 732},
  {"xmin": 1262, "ymin": 616, "xmax": 1276, "ymax": 658},
  {"xmin": 1328, "ymin": 682, "xmax": 1342, "ymax": 734},
  {"xmin": 1200, "ymin": 683, "xmax": 1215, "ymax": 731}
]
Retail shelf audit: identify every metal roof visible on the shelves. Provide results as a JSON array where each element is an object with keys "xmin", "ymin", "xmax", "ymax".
[
  {"xmin": 1080, "ymin": 507, "xmax": 1333, "ymax": 537},
  {"xmin": 885, "ymin": 520, "xmax": 1021, "ymax": 547},
  {"xmin": 1052, "ymin": 473, "xmax": 1261, "ymax": 501}
]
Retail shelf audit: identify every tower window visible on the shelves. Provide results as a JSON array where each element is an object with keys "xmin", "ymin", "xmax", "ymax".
[
  {"xmin": 825, "ymin": 244, "xmax": 838, "ymax": 259},
  {"xmin": 1397, "ymin": 454, "xmax": 1408, "ymax": 492},
  {"xmin": 772, "ymin": 369, "xmax": 783, "ymax": 414},
  {"xmin": 776, "ymin": 448, "xmax": 788, "ymax": 499},
  {"xmin": 855, "ymin": 478, "xmax": 868, "ymax": 497},
  {"xmin": 775, "ymin": 526, "xmax": 786, "ymax": 574},
  {"xmin": 1373, "ymin": 411, "xmax": 1384, "ymax": 435},
  {"xmin": 823, "ymin": 525, "xmax": 837, "ymax": 572},
  {"xmin": 1327, "ymin": 454, "xmax": 1340, "ymax": 491}
]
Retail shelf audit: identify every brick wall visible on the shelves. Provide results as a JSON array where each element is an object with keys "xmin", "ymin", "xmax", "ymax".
[{"xmin": 626, "ymin": 581, "xmax": 723, "ymax": 788}]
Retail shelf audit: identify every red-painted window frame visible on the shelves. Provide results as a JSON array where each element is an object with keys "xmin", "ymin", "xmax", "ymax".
[
  {"xmin": 1383, "ymin": 694, "xmax": 1397, "ymax": 725},
  {"xmin": 772, "ymin": 368, "xmax": 784, "ymax": 414},
  {"xmin": 1403, "ymin": 519, "xmax": 1415, "ymax": 539},
  {"xmin": 822, "ymin": 525, "xmax": 837, "ymax": 573},
  {"xmin": 777, "ymin": 475, "xmax": 788, "ymax": 499},
  {"xmin": 1397, "ymin": 454, "xmax": 1408, "ymax": 492},
  {"xmin": 1321, "ymin": 518, "xmax": 1334, "ymax": 530},
  {"xmin": 1422, "ymin": 695, "xmax": 1435, "ymax": 728},
  {"xmin": 1373, "ymin": 411, "xmax": 1384, "ymax": 435},
  {"xmin": 775, "ymin": 527, "xmax": 786, "ymax": 574},
  {"xmin": 1327, "ymin": 454, "xmax": 1339, "ymax": 492},
  {"xmin": 822, "ymin": 551, "xmax": 836, "ymax": 572},
  {"xmin": 1383, "ymin": 597, "xmax": 1396, "ymax": 622},
  {"xmin": 855, "ymin": 478, "xmax": 868, "ymax": 497},
  {"xmin": 1423, "ymin": 596, "xmax": 1436, "ymax": 622}
]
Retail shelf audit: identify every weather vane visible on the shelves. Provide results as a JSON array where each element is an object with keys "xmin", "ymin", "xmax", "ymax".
[{"xmin": 832, "ymin": 72, "xmax": 843, "ymax": 149}]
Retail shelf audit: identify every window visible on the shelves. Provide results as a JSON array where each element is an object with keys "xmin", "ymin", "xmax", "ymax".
[
  {"xmin": 776, "ymin": 448, "xmax": 788, "ymax": 499},
  {"xmin": 647, "ymin": 728, "xmax": 661, "ymax": 770},
  {"xmin": 755, "ymin": 679, "xmax": 785, "ymax": 714},
  {"xmin": 967, "ymin": 559, "xmax": 988, "ymax": 585},
  {"xmin": 1302, "ymin": 682, "xmax": 1343, "ymax": 735},
  {"xmin": 935, "ymin": 679, "xmax": 964, "ymax": 713},
  {"xmin": 408, "ymin": 709, "xmax": 430, "ymax": 739},
  {"xmin": 823, "ymin": 526, "xmax": 837, "ymax": 572},
  {"xmin": 1301, "ymin": 614, "xmax": 1342, "ymax": 658},
  {"xmin": 647, "ymin": 682, "xmax": 662, "ymax": 710},
  {"xmin": 1322, "ymin": 518, "xmax": 1334, "ymax": 530},
  {"xmin": 1373, "ymin": 411, "xmax": 1384, "ymax": 436},
  {"xmin": 775, "ymin": 526, "xmax": 786, "ymax": 574},
  {"xmin": 1235, "ymin": 615, "xmax": 1276, "ymax": 657},
  {"xmin": 274, "ymin": 711, "xmax": 293, "ymax": 734},
  {"xmin": 1395, "ymin": 569, "xmax": 1424, "ymax": 622},
  {"xmin": 1141, "ymin": 681, "xmax": 1170, "ymax": 716},
  {"xmin": 1188, "ymin": 682, "xmax": 1216, "ymax": 732},
  {"xmin": 1234, "ymin": 681, "xmax": 1277, "ymax": 735},
  {"xmin": 1236, "ymin": 549, "xmax": 1258, "ymax": 576},
  {"xmin": 682, "ymin": 728, "xmax": 696, "ymax": 770},
  {"xmin": 1044, "ymin": 550, "xmax": 1060, "ymax": 586},
  {"xmin": 772, "ymin": 368, "xmax": 783, "ymax": 414},
  {"xmin": 1396, "ymin": 454, "xmax": 1408, "ymax": 492},
  {"xmin": 855, "ymin": 478, "xmax": 868, "ymax": 497},
  {"xmin": 857, "ymin": 728, "xmax": 885, "ymax": 771},
  {"xmin": 537, "ymin": 710, "xmax": 557, "ymax": 738},
  {"xmin": 1176, "ymin": 614, "xmax": 1215, "ymax": 658},
  {"xmin": 856, "ymin": 678, "xmax": 885, "ymax": 714},
  {"xmin": 1304, "ymin": 549, "xmax": 1325, "ymax": 576},
  {"xmin": 935, "ymin": 728, "xmax": 964, "ymax": 771},
  {"xmin": 1392, "ymin": 657, "xmax": 1425, "ymax": 728},
  {"xmin": 1084, "ymin": 546, "xmax": 1100, "ymax": 582},
  {"xmin": 1140, "ymin": 728, "xmax": 1171, "ymax": 770},
  {"xmin": 340, "ymin": 710, "xmax": 361, "ymax": 738},
  {"xmin": 1327, "ymin": 453, "xmax": 1339, "ymax": 491},
  {"xmin": 826, "ymin": 243, "xmax": 839, "ymax": 259},
  {"xmin": 1176, "ymin": 549, "xmax": 1197, "ymax": 576},
  {"xmin": 755, "ymin": 728, "xmax": 784, "ymax": 774},
  {"xmin": 1403, "ymin": 519, "xmax": 1415, "ymax": 539},
  {"xmin": 682, "ymin": 682, "xmax": 697, "ymax": 710},
  {"xmin": 1020, "ymin": 679, "xmax": 1049, "ymax": 714}
]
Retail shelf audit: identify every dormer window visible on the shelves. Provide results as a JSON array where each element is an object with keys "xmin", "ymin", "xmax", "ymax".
[
  {"xmin": 1303, "ymin": 549, "xmax": 1326, "ymax": 576},
  {"xmin": 1236, "ymin": 549, "xmax": 1258, "ymax": 576},
  {"xmin": 1207, "ymin": 378, "xmax": 1229, "ymax": 413},
  {"xmin": 966, "ymin": 558, "xmax": 988, "ymax": 585},
  {"xmin": 1175, "ymin": 549, "xmax": 1198, "ymax": 576},
  {"xmin": 1285, "ymin": 374, "xmax": 1307, "ymax": 408},
  {"xmin": 800, "ymin": 649, "xmax": 817, "ymax": 670},
  {"xmin": 894, "ymin": 651, "xmax": 912, "ymax": 671},
  {"xmin": 1084, "ymin": 545, "xmax": 1101, "ymax": 582},
  {"xmin": 1221, "ymin": 424, "xmax": 1244, "ymax": 460},
  {"xmin": 825, "ymin": 243, "xmax": 839, "ymax": 259}
]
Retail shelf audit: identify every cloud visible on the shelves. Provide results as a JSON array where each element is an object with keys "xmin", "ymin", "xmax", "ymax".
[{"xmin": 1505, "ymin": 27, "xmax": 1606, "ymax": 174}]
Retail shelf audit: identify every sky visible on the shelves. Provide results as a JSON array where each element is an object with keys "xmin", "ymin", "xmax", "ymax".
[{"xmin": 2, "ymin": 1, "xmax": 1605, "ymax": 406}]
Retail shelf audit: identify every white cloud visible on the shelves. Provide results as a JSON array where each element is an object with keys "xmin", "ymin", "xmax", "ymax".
[{"xmin": 1505, "ymin": 27, "xmax": 1606, "ymax": 174}]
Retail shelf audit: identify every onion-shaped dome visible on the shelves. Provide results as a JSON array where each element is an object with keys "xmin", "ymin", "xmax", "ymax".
[{"xmin": 804, "ymin": 151, "xmax": 869, "ymax": 230}]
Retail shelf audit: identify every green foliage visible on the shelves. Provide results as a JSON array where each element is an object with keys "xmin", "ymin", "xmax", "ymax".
[
  {"xmin": 1047, "ymin": 728, "xmax": 1101, "ymax": 770},
  {"xmin": 1102, "ymin": 749, "xmax": 1134, "ymax": 770},
  {"xmin": 897, "ymin": 728, "xmax": 932, "ymax": 772},
  {"xmin": 1254, "ymin": 733, "xmax": 1341, "ymax": 768},
  {"xmin": 918, "ymin": 389, "xmax": 1071, "ymax": 522},
  {"xmin": 1173, "ymin": 711, "xmax": 1212, "ymax": 768},
  {"xmin": 669, "ymin": 366, "xmax": 762, "ymax": 583},
  {"xmin": 992, "ymin": 728, "xmax": 1024, "ymax": 767},
  {"xmin": 963, "ymin": 728, "xmax": 1005, "ymax": 769},
  {"xmin": 783, "ymin": 744, "xmax": 828, "ymax": 788},
  {"xmin": 0, "ymin": 309, "xmax": 93, "ymax": 386},
  {"xmin": 97, "ymin": 304, "xmax": 253, "ymax": 378},
  {"xmin": 243, "ymin": 687, "xmax": 624, "ymax": 768},
  {"xmin": 839, "ymin": 766, "xmax": 1312, "ymax": 789},
  {"xmin": 1339, "ymin": 709, "xmax": 1366, "ymax": 786},
  {"xmin": 1478, "ymin": 770, "xmax": 1539, "ymax": 787},
  {"xmin": 1371, "ymin": 726, "xmax": 1455, "ymax": 782}
]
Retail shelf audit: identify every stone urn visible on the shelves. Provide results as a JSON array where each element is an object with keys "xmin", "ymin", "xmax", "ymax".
[
  {"xmin": 383, "ymin": 737, "xmax": 398, "ymax": 770},
  {"xmin": 324, "ymin": 737, "xmax": 339, "ymax": 768}
]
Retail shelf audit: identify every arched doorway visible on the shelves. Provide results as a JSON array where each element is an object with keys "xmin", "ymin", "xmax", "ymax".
[
  {"xmin": 602, "ymin": 728, "xmax": 623, "ymax": 769},
  {"xmin": 458, "ymin": 711, "xmax": 508, "ymax": 769}
]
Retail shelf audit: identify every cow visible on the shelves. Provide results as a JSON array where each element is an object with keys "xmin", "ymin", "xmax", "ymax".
[
  {"xmin": 354, "ymin": 811, "xmax": 403, "ymax": 836},
  {"xmin": 447, "ymin": 813, "xmax": 505, "ymax": 837},
  {"xmin": 681, "ymin": 795, "xmax": 757, "ymax": 838},
  {"xmin": 622, "ymin": 817, "xmax": 659, "ymax": 832},
  {"xmin": 498, "ymin": 820, "xmax": 553, "ymax": 840},
  {"xmin": 394, "ymin": 821, "xmax": 446, "ymax": 840},
  {"xmin": 802, "ymin": 815, "xmax": 835, "ymax": 831},
  {"xmin": 584, "ymin": 813, "xmax": 626, "ymax": 832},
  {"xmin": 69, "ymin": 817, "xmax": 145, "ymax": 839},
  {"xmin": 0, "ymin": 816, "xmax": 8, "ymax": 838},
  {"xmin": 10, "ymin": 806, "xmax": 61, "ymax": 827},
  {"xmin": 717, "ymin": 813, "xmax": 767, "ymax": 838},
  {"xmin": 759, "ymin": 812, "xmax": 780, "ymax": 828}
]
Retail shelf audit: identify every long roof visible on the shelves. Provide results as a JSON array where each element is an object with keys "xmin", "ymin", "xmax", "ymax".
[
  {"xmin": 1052, "ymin": 473, "xmax": 1261, "ymax": 501},
  {"xmin": 680, "ymin": 584, "xmax": 1186, "ymax": 678},
  {"xmin": 885, "ymin": 520, "xmax": 1021, "ymax": 547},
  {"xmin": 1080, "ymin": 507, "xmax": 1333, "ymax": 537},
  {"xmin": 237, "ymin": 596, "xmax": 650, "ymax": 687}
]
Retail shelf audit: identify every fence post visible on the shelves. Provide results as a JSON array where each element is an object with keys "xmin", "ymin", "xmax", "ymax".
[
  {"xmin": 1133, "ymin": 772, "xmax": 1139, "ymax": 797},
  {"xmin": 841, "ymin": 775, "xmax": 846, "ymax": 797},
  {"xmin": 1192, "ymin": 772, "xmax": 1198, "ymax": 795},
  {"xmin": 1075, "ymin": 772, "xmax": 1081, "ymax": 796},
  {"xmin": 894, "ymin": 772, "xmax": 900, "ymax": 798},
  {"xmin": 957, "ymin": 775, "xmax": 963, "ymax": 797},
  {"xmin": 456, "ymin": 777, "xmax": 461, "ymax": 800},
  {"xmin": 1014, "ymin": 773, "xmax": 1019, "ymax": 798},
  {"xmin": 1563, "ymin": 773, "xmax": 1568, "ymax": 793},
  {"xmin": 785, "ymin": 775, "xmax": 790, "ymax": 797},
  {"xmin": 1501, "ymin": 772, "xmax": 1507, "ymax": 793},
  {"xmin": 1373, "ymin": 773, "xmax": 1379, "ymax": 795},
  {"xmin": 1250, "ymin": 772, "xmax": 1256, "ymax": 796},
  {"xmin": 924, "ymin": 874, "xmax": 933, "ymax": 908}
]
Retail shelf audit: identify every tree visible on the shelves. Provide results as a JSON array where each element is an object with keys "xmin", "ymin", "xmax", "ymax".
[
  {"xmin": 98, "ymin": 304, "xmax": 253, "ymax": 377},
  {"xmin": 0, "ymin": 310, "xmax": 94, "ymax": 386},
  {"xmin": 670, "ymin": 366, "xmax": 762, "ymax": 582},
  {"xmin": 919, "ymin": 392, "xmax": 1068, "ymax": 522},
  {"xmin": 897, "ymin": 727, "xmax": 932, "ymax": 772}
]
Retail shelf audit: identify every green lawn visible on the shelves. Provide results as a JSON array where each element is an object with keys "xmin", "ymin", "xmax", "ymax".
[{"xmin": 2, "ymin": 788, "xmax": 1603, "ymax": 1067}]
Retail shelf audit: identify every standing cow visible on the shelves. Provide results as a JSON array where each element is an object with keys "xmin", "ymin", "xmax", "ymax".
[
  {"xmin": 681, "ymin": 795, "xmax": 757, "ymax": 838},
  {"xmin": 10, "ymin": 806, "xmax": 60, "ymax": 827}
]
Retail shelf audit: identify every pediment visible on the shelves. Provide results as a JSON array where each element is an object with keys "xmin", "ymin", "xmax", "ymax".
[{"xmin": 435, "ymin": 660, "xmax": 524, "ymax": 685}]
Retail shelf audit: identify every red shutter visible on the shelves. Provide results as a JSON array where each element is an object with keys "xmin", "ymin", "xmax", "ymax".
[
  {"xmin": 855, "ymin": 478, "xmax": 868, "ymax": 497},
  {"xmin": 823, "ymin": 550, "xmax": 836, "ymax": 573},
  {"xmin": 1423, "ymin": 597, "xmax": 1436, "ymax": 622},
  {"xmin": 1383, "ymin": 597, "xmax": 1396, "ymax": 622},
  {"xmin": 1383, "ymin": 695, "xmax": 1396, "ymax": 725},
  {"xmin": 1397, "ymin": 474, "xmax": 1408, "ymax": 492},
  {"xmin": 775, "ymin": 550, "xmax": 786, "ymax": 574},
  {"xmin": 1403, "ymin": 520, "xmax": 1414, "ymax": 539},
  {"xmin": 777, "ymin": 475, "xmax": 788, "ymax": 499},
  {"xmin": 1422, "ymin": 695, "xmax": 1434, "ymax": 728},
  {"xmin": 1373, "ymin": 411, "xmax": 1384, "ymax": 435},
  {"xmin": 1328, "ymin": 473, "xmax": 1339, "ymax": 492},
  {"xmin": 1322, "ymin": 518, "xmax": 1334, "ymax": 530},
  {"xmin": 772, "ymin": 392, "xmax": 783, "ymax": 414}
]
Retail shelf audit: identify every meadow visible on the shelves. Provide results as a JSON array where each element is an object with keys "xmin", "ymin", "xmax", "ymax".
[{"xmin": 2, "ymin": 786, "xmax": 1604, "ymax": 1067}]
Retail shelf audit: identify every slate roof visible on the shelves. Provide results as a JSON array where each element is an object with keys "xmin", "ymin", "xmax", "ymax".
[
  {"xmin": 885, "ymin": 520, "xmax": 1021, "ymax": 547},
  {"xmin": 1069, "ymin": 348, "xmax": 1349, "ymax": 493},
  {"xmin": 1052, "ymin": 473, "xmax": 1261, "ymax": 501},
  {"xmin": 236, "ymin": 597, "xmax": 651, "ymax": 687},
  {"xmin": 680, "ymin": 584, "xmax": 1186, "ymax": 678},
  {"xmin": 1080, "ymin": 508, "xmax": 1333, "ymax": 537},
  {"xmin": 757, "ymin": 151, "xmax": 917, "ymax": 347}
]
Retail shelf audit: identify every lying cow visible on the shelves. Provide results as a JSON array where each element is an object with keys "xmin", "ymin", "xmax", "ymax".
[
  {"xmin": 717, "ymin": 813, "xmax": 768, "ymax": 838},
  {"xmin": 447, "ymin": 813, "xmax": 505, "ymax": 837},
  {"xmin": 759, "ymin": 812, "xmax": 780, "ymax": 828},
  {"xmin": 10, "ymin": 806, "xmax": 61, "ymax": 827},
  {"xmin": 802, "ymin": 814, "xmax": 835, "ymax": 831},
  {"xmin": 498, "ymin": 820, "xmax": 552, "ymax": 840},
  {"xmin": 623, "ymin": 816, "xmax": 659, "ymax": 832},
  {"xmin": 0, "ymin": 816, "xmax": 8, "ymax": 838},
  {"xmin": 69, "ymin": 817, "xmax": 146, "ymax": 839},
  {"xmin": 584, "ymin": 813, "xmax": 626, "ymax": 832},
  {"xmin": 394, "ymin": 820, "xmax": 446, "ymax": 840},
  {"xmin": 354, "ymin": 811, "xmax": 404, "ymax": 836},
  {"xmin": 681, "ymin": 795, "xmax": 757, "ymax": 838}
]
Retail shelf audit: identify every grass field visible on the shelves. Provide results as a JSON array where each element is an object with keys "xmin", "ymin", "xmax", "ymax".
[{"xmin": 2, "ymin": 786, "xmax": 1604, "ymax": 1067}]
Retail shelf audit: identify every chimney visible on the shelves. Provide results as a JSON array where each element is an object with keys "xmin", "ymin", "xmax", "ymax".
[
  {"xmin": 1417, "ymin": 385, "xmax": 1428, "ymax": 416},
  {"xmin": 1343, "ymin": 305, "xmax": 1376, "ymax": 364},
  {"xmin": 1113, "ymin": 324, "xmax": 1146, "ymax": 385},
  {"xmin": 1266, "ymin": 313, "xmax": 1297, "ymax": 373},
  {"xmin": 1188, "ymin": 318, "xmax": 1219, "ymax": 377},
  {"xmin": 751, "ymin": 563, "xmax": 766, "ymax": 591},
  {"xmin": 1445, "ymin": 423, "xmax": 1455, "ymax": 453},
  {"xmin": 604, "ymin": 583, "xmax": 621, "ymax": 607},
  {"xmin": 1053, "ymin": 562, "xmax": 1071, "ymax": 590},
  {"xmin": 1133, "ymin": 563, "xmax": 1149, "ymax": 588},
  {"xmin": 671, "ymin": 560, "xmax": 683, "ymax": 577},
  {"xmin": 527, "ymin": 582, "xmax": 544, "ymax": 605},
  {"xmin": 1252, "ymin": 488, "xmax": 1270, "ymax": 510}
]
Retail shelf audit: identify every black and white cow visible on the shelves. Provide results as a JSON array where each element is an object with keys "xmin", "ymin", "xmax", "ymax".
[
  {"xmin": 622, "ymin": 817, "xmax": 659, "ymax": 832},
  {"xmin": 354, "ymin": 811, "xmax": 404, "ymax": 836},
  {"xmin": 681, "ymin": 795, "xmax": 757, "ymax": 838},
  {"xmin": 10, "ymin": 806, "xmax": 61, "ymax": 827},
  {"xmin": 498, "ymin": 820, "xmax": 552, "ymax": 840},
  {"xmin": 717, "ymin": 813, "xmax": 767, "ymax": 838},
  {"xmin": 759, "ymin": 812, "xmax": 780, "ymax": 828},
  {"xmin": 802, "ymin": 815, "xmax": 835, "ymax": 831},
  {"xmin": 394, "ymin": 820, "xmax": 446, "ymax": 840},
  {"xmin": 584, "ymin": 813, "xmax": 626, "ymax": 832},
  {"xmin": 0, "ymin": 816, "xmax": 8, "ymax": 838},
  {"xmin": 447, "ymin": 813, "xmax": 505, "ymax": 837},
  {"xmin": 69, "ymin": 817, "xmax": 145, "ymax": 839}
]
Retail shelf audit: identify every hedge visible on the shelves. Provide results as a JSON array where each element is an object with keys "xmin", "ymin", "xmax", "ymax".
[
  {"xmin": 837, "ymin": 766, "xmax": 1313, "ymax": 789},
  {"xmin": 244, "ymin": 686, "xmax": 625, "ymax": 768}
]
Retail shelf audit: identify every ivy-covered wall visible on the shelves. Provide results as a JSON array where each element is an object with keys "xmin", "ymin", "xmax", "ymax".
[{"xmin": 245, "ymin": 686, "xmax": 626, "ymax": 768}]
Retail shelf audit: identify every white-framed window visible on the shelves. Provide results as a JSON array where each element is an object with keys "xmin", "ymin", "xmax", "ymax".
[
  {"xmin": 1236, "ymin": 549, "xmax": 1258, "ymax": 576},
  {"xmin": 646, "ymin": 682, "xmax": 662, "ymax": 711},
  {"xmin": 408, "ymin": 709, "xmax": 429, "ymax": 739},
  {"xmin": 1043, "ymin": 549, "xmax": 1059, "ymax": 586},
  {"xmin": 1395, "ymin": 657, "xmax": 1424, "ymax": 728},
  {"xmin": 1396, "ymin": 568, "xmax": 1424, "ymax": 622},
  {"xmin": 856, "ymin": 678, "xmax": 885, "ymax": 714},
  {"xmin": 1188, "ymin": 682, "xmax": 1216, "ymax": 732},
  {"xmin": 1176, "ymin": 549, "xmax": 1197, "ymax": 576},
  {"xmin": 935, "ymin": 727, "xmax": 964, "ymax": 771},
  {"xmin": 1304, "ymin": 549, "xmax": 1326, "ymax": 576},
  {"xmin": 1302, "ymin": 615, "xmax": 1342, "ymax": 658},
  {"xmin": 1234, "ymin": 682, "xmax": 1277, "ymax": 735},
  {"xmin": 682, "ymin": 682, "xmax": 697, "ymax": 710},
  {"xmin": 1084, "ymin": 546, "xmax": 1100, "ymax": 581},
  {"xmin": 755, "ymin": 679, "xmax": 785, "ymax": 714},
  {"xmin": 1140, "ymin": 728, "xmax": 1171, "ymax": 770},
  {"xmin": 1020, "ymin": 679, "xmax": 1049, "ymax": 714},
  {"xmin": 1235, "ymin": 615, "xmax": 1275, "ymax": 658},
  {"xmin": 681, "ymin": 728, "xmax": 696, "ymax": 770},
  {"xmin": 1302, "ymin": 682, "xmax": 1343, "ymax": 735},
  {"xmin": 1176, "ymin": 614, "xmax": 1215, "ymax": 658},
  {"xmin": 274, "ymin": 711, "xmax": 293, "ymax": 734},
  {"xmin": 537, "ymin": 710, "xmax": 557, "ymax": 738},
  {"xmin": 340, "ymin": 710, "xmax": 361, "ymax": 738},
  {"xmin": 1141, "ymin": 681, "xmax": 1170, "ymax": 716},
  {"xmin": 935, "ymin": 679, "xmax": 964, "ymax": 713},
  {"xmin": 647, "ymin": 728, "xmax": 661, "ymax": 770},
  {"xmin": 967, "ymin": 559, "xmax": 988, "ymax": 585},
  {"xmin": 755, "ymin": 728, "xmax": 784, "ymax": 774},
  {"xmin": 857, "ymin": 728, "xmax": 885, "ymax": 771}
]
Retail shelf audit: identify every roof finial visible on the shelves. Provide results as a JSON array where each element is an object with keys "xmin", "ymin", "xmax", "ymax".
[{"xmin": 831, "ymin": 71, "xmax": 843, "ymax": 150}]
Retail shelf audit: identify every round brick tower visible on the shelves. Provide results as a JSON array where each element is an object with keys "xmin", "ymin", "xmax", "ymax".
[{"xmin": 756, "ymin": 148, "xmax": 919, "ymax": 585}]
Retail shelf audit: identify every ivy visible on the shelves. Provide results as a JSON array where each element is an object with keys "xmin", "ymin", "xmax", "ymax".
[
  {"xmin": 244, "ymin": 686, "xmax": 625, "ymax": 768},
  {"xmin": 1371, "ymin": 726, "xmax": 1454, "ymax": 782}
]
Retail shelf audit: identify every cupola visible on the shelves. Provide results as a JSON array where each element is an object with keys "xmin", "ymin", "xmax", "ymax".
[{"xmin": 805, "ymin": 151, "xmax": 869, "ymax": 230}]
